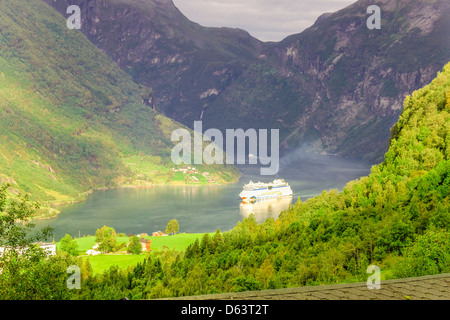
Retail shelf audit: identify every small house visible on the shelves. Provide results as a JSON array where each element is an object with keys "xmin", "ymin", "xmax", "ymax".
[
  {"xmin": 86, "ymin": 249, "xmax": 101, "ymax": 256},
  {"xmin": 138, "ymin": 233, "xmax": 149, "ymax": 237},
  {"xmin": 152, "ymin": 231, "xmax": 168, "ymax": 237},
  {"xmin": 39, "ymin": 242, "xmax": 56, "ymax": 257},
  {"xmin": 139, "ymin": 238, "xmax": 151, "ymax": 251}
]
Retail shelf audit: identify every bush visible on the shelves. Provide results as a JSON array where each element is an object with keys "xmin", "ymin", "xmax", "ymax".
[
  {"xmin": 393, "ymin": 229, "xmax": 450, "ymax": 278},
  {"xmin": 59, "ymin": 234, "xmax": 79, "ymax": 256},
  {"xmin": 127, "ymin": 236, "xmax": 143, "ymax": 255}
]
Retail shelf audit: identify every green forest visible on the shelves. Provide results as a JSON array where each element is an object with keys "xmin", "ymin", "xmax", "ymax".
[{"xmin": 1, "ymin": 61, "xmax": 449, "ymax": 300}]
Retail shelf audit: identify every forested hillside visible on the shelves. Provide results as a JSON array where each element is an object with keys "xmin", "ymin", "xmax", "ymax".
[
  {"xmin": 73, "ymin": 63, "xmax": 450, "ymax": 299},
  {"xmin": 0, "ymin": 0, "xmax": 238, "ymax": 216}
]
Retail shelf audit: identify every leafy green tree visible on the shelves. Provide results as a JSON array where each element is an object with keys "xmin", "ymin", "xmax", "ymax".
[
  {"xmin": 393, "ymin": 229, "xmax": 450, "ymax": 278},
  {"xmin": 257, "ymin": 258, "xmax": 274, "ymax": 287},
  {"xmin": 0, "ymin": 184, "xmax": 53, "ymax": 248},
  {"xmin": 59, "ymin": 234, "xmax": 79, "ymax": 256},
  {"xmin": 127, "ymin": 236, "xmax": 143, "ymax": 255},
  {"xmin": 232, "ymin": 275, "xmax": 262, "ymax": 292},
  {"xmin": 95, "ymin": 225, "xmax": 118, "ymax": 253},
  {"xmin": 0, "ymin": 251, "xmax": 78, "ymax": 300},
  {"xmin": 0, "ymin": 184, "xmax": 77, "ymax": 300},
  {"xmin": 165, "ymin": 219, "xmax": 179, "ymax": 236}
]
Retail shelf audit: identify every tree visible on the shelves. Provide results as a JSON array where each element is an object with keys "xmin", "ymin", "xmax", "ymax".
[
  {"xmin": 59, "ymin": 234, "xmax": 79, "ymax": 256},
  {"xmin": 81, "ymin": 258, "xmax": 93, "ymax": 281},
  {"xmin": 95, "ymin": 225, "xmax": 118, "ymax": 253},
  {"xmin": 393, "ymin": 229, "xmax": 450, "ymax": 278},
  {"xmin": 127, "ymin": 236, "xmax": 143, "ymax": 255},
  {"xmin": 0, "ymin": 251, "xmax": 78, "ymax": 300},
  {"xmin": 0, "ymin": 184, "xmax": 77, "ymax": 300},
  {"xmin": 257, "ymin": 258, "xmax": 274, "ymax": 288},
  {"xmin": 165, "ymin": 219, "xmax": 179, "ymax": 236},
  {"xmin": 200, "ymin": 233, "xmax": 211, "ymax": 255},
  {"xmin": 0, "ymin": 184, "xmax": 53, "ymax": 248}
]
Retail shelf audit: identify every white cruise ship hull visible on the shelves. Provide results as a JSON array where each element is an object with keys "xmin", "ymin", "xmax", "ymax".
[{"xmin": 239, "ymin": 185, "xmax": 293, "ymax": 201}]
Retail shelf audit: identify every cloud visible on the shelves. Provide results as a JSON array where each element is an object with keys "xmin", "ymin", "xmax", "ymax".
[{"xmin": 173, "ymin": 0, "xmax": 357, "ymax": 41}]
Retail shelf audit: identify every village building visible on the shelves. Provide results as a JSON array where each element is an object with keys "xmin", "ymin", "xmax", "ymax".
[
  {"xmin": 86, "ymin": 249, "xmax": 101, "ymax": 256},
  {"xmin": 39, "ymin": 242, "xmax": 56, "ymax": 256},
  {"xmin": 137, "ymin": 233, "xmax": 149, "ymax": 237},
  {"xmin": 0, "ymin": 242, "xmax": 56, "ymax": 258},
  {"xmin": 139, "ymin": 238, "xmax": 151, "ymax": 251},
  {"xmin": 152, "ymin": 231, "xmax": 168, "ymax": 237}
]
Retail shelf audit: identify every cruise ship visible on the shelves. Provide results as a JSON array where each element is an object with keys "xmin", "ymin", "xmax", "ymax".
[{"xmin": 239, "ymin": 179, "xmax": 293, "ymax": 201}]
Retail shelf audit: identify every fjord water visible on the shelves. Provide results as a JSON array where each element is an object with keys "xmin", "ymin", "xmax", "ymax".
[{"xmin": 36, "ymin": 152, "xmax": 371, "ymax": 241}]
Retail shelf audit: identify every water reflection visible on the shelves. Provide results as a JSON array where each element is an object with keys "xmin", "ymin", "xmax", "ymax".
[
  {"xmin": 172, "ymin": 185, "xmax": 221, "ymax": 198},
  {"xmin": 240, "ymin": 196, "xmax": 293, "ymax": 223},
  {"xmin": 116, "ymin": 184, "xmax": 221, "ymax": 198}
]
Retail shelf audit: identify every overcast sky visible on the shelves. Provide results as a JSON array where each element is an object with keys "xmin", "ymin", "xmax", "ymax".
[{"xmin": 173, "ymin": 0, "xmax": 357, "ymax": 41}]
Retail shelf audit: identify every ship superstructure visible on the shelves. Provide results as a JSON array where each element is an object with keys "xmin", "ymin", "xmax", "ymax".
[{"xmin": 239, "ymin": 179, "xmax": 293, "ymax": 201}]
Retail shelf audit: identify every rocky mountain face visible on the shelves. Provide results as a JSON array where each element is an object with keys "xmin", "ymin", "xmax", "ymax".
[{"xmin": 42, "ymin": 0, "xmax": 450, "ymax": 162}]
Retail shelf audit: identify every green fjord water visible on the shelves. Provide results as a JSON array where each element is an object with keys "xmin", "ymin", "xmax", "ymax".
[{"xmin": 35, "ymin": 152, "xmax": 371, "ymax": 241}]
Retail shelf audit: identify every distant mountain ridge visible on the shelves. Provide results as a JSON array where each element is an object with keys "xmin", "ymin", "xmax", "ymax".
[{"xmin": 42, "ymin": 0, "xmax": 450, "ymax": 162}]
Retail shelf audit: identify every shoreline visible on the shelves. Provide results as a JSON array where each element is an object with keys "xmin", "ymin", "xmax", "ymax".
[{"xmin": 32, "ymin": 175, "xmax": 241, "ymax": 221}]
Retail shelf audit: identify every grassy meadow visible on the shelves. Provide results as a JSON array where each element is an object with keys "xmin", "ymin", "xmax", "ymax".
[{"xmin": 56, "ymin": 233, "xmax": 211, "ymax": 274}]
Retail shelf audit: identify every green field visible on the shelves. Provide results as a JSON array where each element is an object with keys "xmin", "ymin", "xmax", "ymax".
[
  {"xmin": 57, "ymin": 233, "xmax": 210, "ymax": 274},
  {"xmin": 86, "ymin": 255, "xmax": 148, "ymax": 275},
  {"xmin": 147, "ymin": 233, "xmax": 213, "ymax": 251},
  {"xmin": 172, "ymin": 172, "xmax": 185, "ymax": 182}
]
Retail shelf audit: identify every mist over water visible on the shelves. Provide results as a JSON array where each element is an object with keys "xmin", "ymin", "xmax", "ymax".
[
  {"xmin": 35, "ymin": 152, "xmax": 371, "ymax": 241},
  {"xmin": 278, "ymin": 150, "xmax": 372, "ymax": 199}
]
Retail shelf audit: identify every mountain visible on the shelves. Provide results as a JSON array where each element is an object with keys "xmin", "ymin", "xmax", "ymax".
[
  {"xmin": 42, "ymin": 0, "xmax": 450, "ymax": 162},
  {"xmin": 0, "ymin": 0, "xmax": 238, "ymax": 217}
]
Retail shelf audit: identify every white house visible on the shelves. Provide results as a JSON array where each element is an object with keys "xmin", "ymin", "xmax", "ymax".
[
  {"xmin": 0, "ymin": 242, "xmax": 56, "ymax": 257},
  {"xmin": 86, "ymin": 249, "xmax": 101, "ymax": 256},
  {"xmin": 86, "ymin": 243, "xmax": 101, "ymax": 256},
  {"xmin": 39, "ymin": 242, "xmax": 56, "ymax": 256}
]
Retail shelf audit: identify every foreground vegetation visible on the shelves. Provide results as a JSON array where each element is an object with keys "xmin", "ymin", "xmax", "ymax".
[{"xmin": 1, "ymin": 63, "xmax": 449, "ymax": 300}]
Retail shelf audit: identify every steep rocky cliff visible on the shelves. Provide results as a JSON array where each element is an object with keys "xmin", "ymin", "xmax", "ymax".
[{"xmin": 42, "ymin": 0, "xmax": 450, "ymax": 162}]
